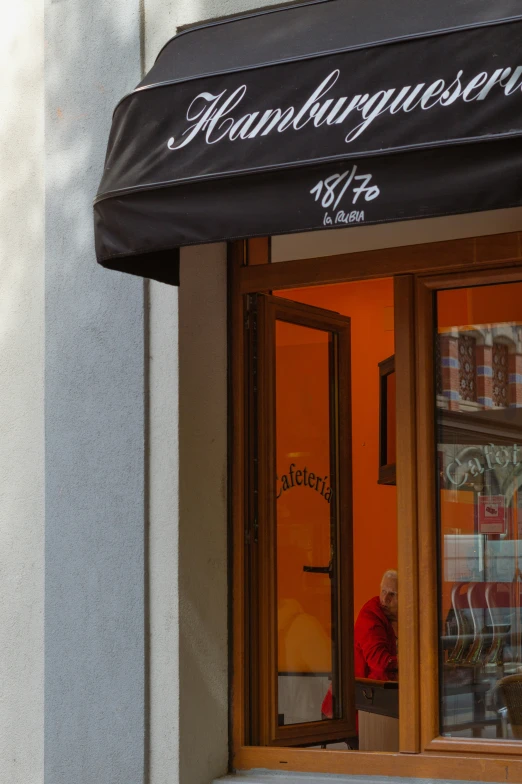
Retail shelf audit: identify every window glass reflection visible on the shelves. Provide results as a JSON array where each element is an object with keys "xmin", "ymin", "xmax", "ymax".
[{"xmin": 437, "ymin": 282, "xmax": 522, "ymax": 740}]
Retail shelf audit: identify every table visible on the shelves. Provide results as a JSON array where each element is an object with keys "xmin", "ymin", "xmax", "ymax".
[{"xmin": 355, "ymin": 677, "xmax": 399, "ymax": 751}]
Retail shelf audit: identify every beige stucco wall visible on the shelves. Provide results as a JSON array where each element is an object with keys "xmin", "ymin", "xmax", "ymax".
[
  {"xmin": 0, "ymin": 1, "xmax": 45, "ymax": 782},
  {"xmin": 149, "ymin": 248, "xmax": 228, "ymax": 784}
]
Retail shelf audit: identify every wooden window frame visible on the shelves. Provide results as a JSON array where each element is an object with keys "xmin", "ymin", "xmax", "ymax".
[{"xmin": 229, "ymin": 232, "xmax": 522, "ymax": 783}]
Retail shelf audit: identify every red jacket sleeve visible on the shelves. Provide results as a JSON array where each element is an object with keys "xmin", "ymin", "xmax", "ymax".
[{"xmin": 356, "ymin": 603, "xmax": 397, "ymax": 680}]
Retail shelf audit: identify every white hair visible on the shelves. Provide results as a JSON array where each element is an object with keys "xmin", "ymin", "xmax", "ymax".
[{"xmin": 381, "ymin": 569, "xmax": 398, "ymax": 585}]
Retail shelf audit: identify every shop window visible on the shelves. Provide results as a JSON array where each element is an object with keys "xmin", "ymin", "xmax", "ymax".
[{"xmin": 436, "ymin": 281, "xmax": 522, "ymax": 741}]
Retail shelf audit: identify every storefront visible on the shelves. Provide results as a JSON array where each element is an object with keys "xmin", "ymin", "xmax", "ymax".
[
  {"xmin": 222, "ymin": 233, "xmax": 522, "ymax": 783},
  {"xmin": 93, "ymin": 0, "xmax": 522, "ymax": 781}
]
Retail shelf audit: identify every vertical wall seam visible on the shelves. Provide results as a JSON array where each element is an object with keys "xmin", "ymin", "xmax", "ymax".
[
  {"xmin": 143, "ymin": 276, "xmax": 151, "ymax": 784},
  {"xmin": 139, "ymin": 0, "xmax": 146, "ymax": 80},
  {"xmin": 140, "ymin": 0, "xmax": 149, "ymax": 778}
]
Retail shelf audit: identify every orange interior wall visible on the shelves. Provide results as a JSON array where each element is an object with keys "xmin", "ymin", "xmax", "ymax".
[
  {"xmin": 277, "ymin": 279, "xmax": 397, "ymax": 623},
  {"xmin": 275, "ymin": 328, "xmax": 333, "ymax": 671},
  {"xmin": 274, "ymin": 279, "xmax": 522, "ymax": 664},
  {"xmin": 438, "ymin": 282, "xmax": 522, "ymax": 328}
]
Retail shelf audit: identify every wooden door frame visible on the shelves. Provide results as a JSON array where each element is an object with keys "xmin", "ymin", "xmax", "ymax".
[{"xmin": 229, "ymin": 232, "xmax": 522, "ymax": 782}]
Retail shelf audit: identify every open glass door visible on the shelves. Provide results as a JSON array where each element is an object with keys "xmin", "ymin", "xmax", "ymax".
[{"xmin": 248, "ymin": 294, "xmax": 355, "ymax": 747}]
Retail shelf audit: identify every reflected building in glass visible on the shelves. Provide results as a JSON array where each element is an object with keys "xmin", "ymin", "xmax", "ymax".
[{"xmin": 436, "ymin": 283, "xmax": 522, "ymax": 740}]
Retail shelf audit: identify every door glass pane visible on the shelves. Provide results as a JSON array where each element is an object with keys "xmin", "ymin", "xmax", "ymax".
[
  {"xmin": 275, "ymin": 320, "xmax": 336, "ymax": 726},
  {"xmin": 277, "ymin": 279, "xmax": 398, "ymax": 751},
  {"xmin": 436, "ymin": 281, "xmax": 522, "ymax": 740}
]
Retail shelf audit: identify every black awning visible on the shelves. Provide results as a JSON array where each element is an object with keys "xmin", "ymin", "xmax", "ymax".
[{"xmin": 94, "ymin": 0, "xmax": 522, "ymax": 284}]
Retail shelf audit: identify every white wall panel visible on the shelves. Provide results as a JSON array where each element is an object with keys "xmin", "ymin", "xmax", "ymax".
[{"xmin": 0, "ymin": 1, "xmax": 44, "ymax": 781}]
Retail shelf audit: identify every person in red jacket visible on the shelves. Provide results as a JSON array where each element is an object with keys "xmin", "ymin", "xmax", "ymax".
[
  {"xmin": 355, "ymin": 569, "xmax": 398, "ymax": 680},
  {"xmin": 321, "ymin": 569, "xmax": 398, "ymax": 718}
]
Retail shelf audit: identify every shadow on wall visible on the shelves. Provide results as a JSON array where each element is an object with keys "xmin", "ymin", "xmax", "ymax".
[{"xmin": 40, "ymin": 2, "xmax": 151, "ymax": 784}]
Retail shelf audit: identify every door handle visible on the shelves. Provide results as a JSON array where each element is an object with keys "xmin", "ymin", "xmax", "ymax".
[{"xmin": 303, "ymin": 565, "xmax": 332, "ymax": 575}]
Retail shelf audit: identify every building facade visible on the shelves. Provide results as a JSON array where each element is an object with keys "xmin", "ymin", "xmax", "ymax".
[{"xmin": 2, "ymin": 1, "xmax": 522, "ymax": 784}]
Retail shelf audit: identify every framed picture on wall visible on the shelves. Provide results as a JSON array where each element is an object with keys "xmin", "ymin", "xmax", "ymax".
[{"xmin": 378, "ymin": 354, "xmax": 396, "ymax": 486}]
